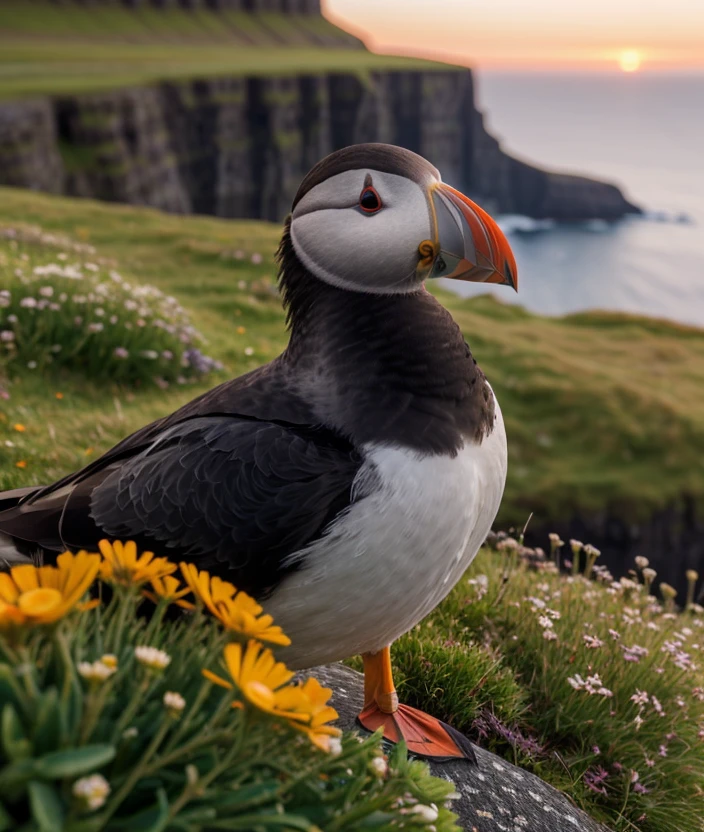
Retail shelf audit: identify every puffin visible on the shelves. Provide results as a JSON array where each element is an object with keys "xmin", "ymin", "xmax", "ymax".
[{"xmin": 0, "ymin": 143, "xmax": 517, "ymax": 762}]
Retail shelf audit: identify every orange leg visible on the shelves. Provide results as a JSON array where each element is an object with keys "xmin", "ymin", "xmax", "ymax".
[{"xmin": 357, "ymin": 645, "xmax": 476, "ymax": 763}]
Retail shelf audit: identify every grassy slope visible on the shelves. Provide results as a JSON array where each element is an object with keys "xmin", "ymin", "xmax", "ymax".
[
  {"xmin": 0, "ymin": 2, "xmax": 446, "ymax": 100},
  {"xmin": 2, "ymin": 187, "xmax": 704, "ymax": 528}
]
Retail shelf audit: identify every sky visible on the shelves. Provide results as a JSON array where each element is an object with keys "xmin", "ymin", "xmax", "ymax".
[{"xmin": 323, "ymin": 0, "xmax": 704, "ymax": 72}]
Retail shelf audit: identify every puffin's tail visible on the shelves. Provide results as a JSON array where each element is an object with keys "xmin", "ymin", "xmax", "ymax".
[{"xmin": 0, "ymin": 485, "xmax": 53, "ymax": 567}]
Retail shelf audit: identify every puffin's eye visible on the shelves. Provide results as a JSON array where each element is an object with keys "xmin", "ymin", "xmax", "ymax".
[{"xmin": 359, "ymin": 186, "xmax": 382, "ymax": 214}]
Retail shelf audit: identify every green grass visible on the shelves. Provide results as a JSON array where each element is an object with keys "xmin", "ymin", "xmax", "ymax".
[
  {"xmin": 3, "ymin": 186, "xmax": 704, "ymax": 529},
  {"xmin": 375, "ymin": 542, "xmax": 704, "ymax": 832},
  {"xmin": 0, "ymin": 2, "xmax": 449, "ymax": 101}
]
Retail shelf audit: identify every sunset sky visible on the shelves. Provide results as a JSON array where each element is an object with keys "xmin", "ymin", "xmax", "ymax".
[{"xmin": 324, "ymin": 0, "xmax": 704, "ymax": 72}]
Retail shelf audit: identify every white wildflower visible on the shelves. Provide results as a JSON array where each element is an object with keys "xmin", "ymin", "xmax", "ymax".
[
  {"xmin": 135, "ymin": 645, "xmax": 171, "ymax": 670},
  {"xmin": 409, "ymin": 803, "xmax": 439, "ymax": 822},
  {"xmin": 72, "ymin": 774, "xmax": 110, "ymax": 810},
  {"xmin": 163, "ymin": 691, "xmax": 186, "ymax": 714},
  {"xmin": 77, "ymin": 661, "xmax": 115, "ymax": 682},
  {"xmin": 369, "ymin": 756, "xmax": 388, "ymax": 777}
]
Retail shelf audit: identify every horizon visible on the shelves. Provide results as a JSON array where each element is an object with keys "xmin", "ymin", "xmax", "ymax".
[{"xmin": 324, "ymin": 0, "xmax": 704, "ymax": 73}]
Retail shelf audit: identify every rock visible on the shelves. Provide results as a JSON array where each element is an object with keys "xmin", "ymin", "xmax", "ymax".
[
  {"xmin": 0, "ymin": 64, "xmax": 640, "ymax": 223},
  {"xmin": 308, "ymin": 663, "xmax": 613, "ymax": 832},
  {"xmin": 0, "ymin": 100, "xmax": 63, "ymax": 195}
]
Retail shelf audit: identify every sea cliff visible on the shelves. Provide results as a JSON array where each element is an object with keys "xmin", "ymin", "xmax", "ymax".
[{"xmin": 0, "ymin": 68, "xmax": 639, "ymax": 222}]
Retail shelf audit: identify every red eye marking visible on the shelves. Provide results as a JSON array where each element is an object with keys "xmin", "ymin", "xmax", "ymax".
[{"xmin": 359, "ymin": 186, "xmax": 382, "ymax": 213}]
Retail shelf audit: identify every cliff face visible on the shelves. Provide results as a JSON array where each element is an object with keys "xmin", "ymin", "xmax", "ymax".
[{"xmin": 0, "ymin": 69, "xmax": 639, "ymax": 221}]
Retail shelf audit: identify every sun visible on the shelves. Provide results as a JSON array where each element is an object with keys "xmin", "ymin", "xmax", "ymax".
[{"xmin": 619, "ymin": 50, "xmax": 642, "ymax": 73}]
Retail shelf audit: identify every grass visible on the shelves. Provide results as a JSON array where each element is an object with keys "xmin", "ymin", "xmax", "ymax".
[
  {"xmin": 3, "ymin": 187, "xmax": 704, "ymax": 527},
  {"xmin": 1, "ymin": 190, "xmax": 704, "ymax": 830},
  {"xmin": 375, "ymin": 541, "xmax": 704, "ymax": 832},
  {"xmin": 0, "ymin": 2, "xmax": 449, "ymax": 101}
]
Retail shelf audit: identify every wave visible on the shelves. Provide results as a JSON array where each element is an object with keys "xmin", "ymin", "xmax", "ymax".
[
  {"xmin": 638, "ymin": 210, "xmax": 695, "ymax": 226},
  {"xmin": 497, "ymin": 211, "xmax": 696, "ymax": 236},
  {"xmin": 496, "ymin": 215, "xmax": 556, "ymax": 234}
]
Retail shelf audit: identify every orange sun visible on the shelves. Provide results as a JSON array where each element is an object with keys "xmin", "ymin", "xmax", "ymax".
[{"xmin": 619, "ymin": 50, "xmax": 642, "ymax": 72}]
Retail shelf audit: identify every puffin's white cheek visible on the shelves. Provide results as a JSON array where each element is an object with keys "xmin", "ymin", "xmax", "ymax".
[{"xmin": 292, "ymin": 210, "xmax": 425, "ymax": 294}]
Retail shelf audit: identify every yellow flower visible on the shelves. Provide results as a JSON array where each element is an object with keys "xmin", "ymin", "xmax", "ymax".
[
  {"xmin": 0, "ymin": 550, "xmax": 100, "ymax": 629},
  {"xmin": 13, "ymin": 423, "xmax": 25, "ymax": 432},
  {"xmin": 294, "ymin": 677, "xmax": 341, "ymax": 752},
  {"xmin": 180, "ymin": 564, "xmax": 290, "ymax": 646},
  {"xmin": 202, "ymin": 641, "xmax": 340, "ymax": 750},
  {"xmin": 203, "ymin": 640, "xmax": 302, "ymax": 715},
  {"xmin": 98, "ymin": 540, "xmax": 176, "ymax": 587},
  {"xmin": 143, "ymin": 574, "xmax": 194, "ymax": 610}
]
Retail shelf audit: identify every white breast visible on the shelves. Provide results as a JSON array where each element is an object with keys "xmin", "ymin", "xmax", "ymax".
[{"xmin": 267, "ymin": 398, "xmax": 507, "ymax": 670}]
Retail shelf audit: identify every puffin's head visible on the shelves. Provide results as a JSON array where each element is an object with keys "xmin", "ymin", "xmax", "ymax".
[{"xmin": 290, "ymin": 143, "xmax": 517, "ymax": 295}]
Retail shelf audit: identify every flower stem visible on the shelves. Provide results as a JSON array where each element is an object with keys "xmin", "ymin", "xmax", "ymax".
[
  {"xmin": 98, "ymin": 718, "xmax": 171, "ymax": 824},
  {"xmin": 110, "ymin": 675, "xmax": 150, "ymax": 744},
  {"xmin": 161, "ymin": 678, "xmax": 211, "ymax": 754}
]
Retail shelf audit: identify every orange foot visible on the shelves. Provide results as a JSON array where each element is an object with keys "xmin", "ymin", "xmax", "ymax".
[{"xmin": 357, "ymin": 646, "xmax": 477, "ymax": 764}]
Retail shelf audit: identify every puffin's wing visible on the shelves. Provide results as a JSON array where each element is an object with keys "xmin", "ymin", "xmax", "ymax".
[{"xmin": 1, "ymin": 416, "xmax": 362, "ymax": 597}]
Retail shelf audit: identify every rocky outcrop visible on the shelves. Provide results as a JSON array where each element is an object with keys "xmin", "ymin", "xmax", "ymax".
[
  {"xmin": 309, "ymin": 664, "xmax": 612, "ymax": 832},
  {"xmin": 0, "ymin": 68, "xmax": 639, "ymax": 221},
  {"xmin": 0, "ymin": 100, "xmax": 64, "ymax": 195}
]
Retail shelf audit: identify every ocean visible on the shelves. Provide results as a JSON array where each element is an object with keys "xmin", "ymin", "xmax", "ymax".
[{"xmin": 444, "ymin": 71, "xmax": 704, "ymax": 327}]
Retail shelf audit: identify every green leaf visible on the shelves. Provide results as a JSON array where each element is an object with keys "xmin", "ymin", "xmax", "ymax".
[
  {"xmin": 355, "ymin": 812, "xmax": 398, "ymax": 828},
  {"xmin": 1, "ymin": 704, "xmax": 32, "ymax": 762},
  {"xmin": 211, "ymin": 814, "xmax": 315, "ymax": 830},
  {"xmin": 206, "ymin": 779, "xmax": 280, "ymax": 809},
  {"xmin": 0, "ymin": 758, "xmax": 38, "ymax": 796},
  {"xmin": 32, "ymin": 689, "xmax": 63, "ymax": 756},
  {"xmin": 0, "ymin": 801, "xmax": 16, "ymax": 832},
  {"xmin": 35, "ymin": 745, "xmax": 116, "ymax": 779},
  {"xmin": 105, "ymin": 788, "xmax": 170, "ymax": 832},
  {"xmin": 64, "ymin": 820, "xmax": 104, "ymax": 832},
  {"xmin": 28, "ymin": 780, "xmax": 65, "ymax": 832},
  {"xmin": 0, "ymin": 666, "xmax": 23, "ymax": 711}
]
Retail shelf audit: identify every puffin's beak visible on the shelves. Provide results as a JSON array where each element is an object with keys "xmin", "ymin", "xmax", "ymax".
[{"xmin": 420, "ymin": 183, "xmax": 518, "ymax": 291}]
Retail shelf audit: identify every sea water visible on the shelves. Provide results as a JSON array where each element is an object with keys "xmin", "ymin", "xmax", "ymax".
[{"xmin": 444, "ymin": 71, "xmax": 704, "ymax": 327}]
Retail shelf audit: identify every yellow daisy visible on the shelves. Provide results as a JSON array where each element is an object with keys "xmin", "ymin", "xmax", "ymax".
[
  {"xmin": 98, "ymin": 540, "xmax": 176, "ymax": 587},
  {"xmin": 293, "ymin": 677, "xmax": 341, "ymax": 752},
  {"xmin": 0, "ymin": 550, "xmax": 100, "ymax": 629},
  {"xmin": 203, "ymin": 640, "xmax": 306, "ymax": 720},
  {"xmin": 143, "ymin": 574, "xmax": 194, "ymax": 610},
  {"xmin": 202, "ymin": 642, "xmax": 340, "ymax": 750},
  {"xmin": 180, "ymin": 564, "xmax": 290, "ymax": 646}
]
